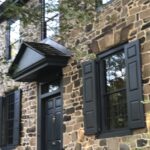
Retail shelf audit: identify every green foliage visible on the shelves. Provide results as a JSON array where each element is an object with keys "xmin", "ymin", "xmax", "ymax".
[
  {"xmin": 1, "ymin": 0, "xmax": 98, "ymax": 30},
  {"xmin": 1, "ymin": 0, "xmax": 102, "ymax": 59},
  {"xmin": 1, "ymin": 1, "xmax": 41, "ymax": 26}
]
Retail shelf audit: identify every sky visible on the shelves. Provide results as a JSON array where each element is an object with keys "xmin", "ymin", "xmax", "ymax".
[
  {"xmin": 102, "ymin": 0, "xmax": 111, "ymax": 4},
  {"xmin": 0, "ymin": 0, "xmax": 6, "ymax": 5}
]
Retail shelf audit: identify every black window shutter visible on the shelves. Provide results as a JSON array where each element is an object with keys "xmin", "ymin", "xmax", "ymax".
[
  {"xmin": 82, "ymin": 60, "xmax": 98, "ymax": 135},
  {"xmin": 125, "ymin": 40, "xmax": 145, "ymax": 129},
  {"xmin": 0, "ymin": 97, "xmax": 3, "ymax": 146},
  {"xmin": 13, "ymin": 89, "xmax": 21, "ymax": 145},
  {"xmin": 5, "ymin": 22, "xmax": 10, "ymax": 60}
]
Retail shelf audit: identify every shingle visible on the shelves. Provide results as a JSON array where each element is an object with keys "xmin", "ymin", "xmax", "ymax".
[{"xmin": 25, "ymin": 42, "xmax": 67, "ymax": 57}]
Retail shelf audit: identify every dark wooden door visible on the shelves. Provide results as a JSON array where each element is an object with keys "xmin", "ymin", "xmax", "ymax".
[{"xmin": 45, "ymin": 95, "xmax": 62, "ymax": 150}]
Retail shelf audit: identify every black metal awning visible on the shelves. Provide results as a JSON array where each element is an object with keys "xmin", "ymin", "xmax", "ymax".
[{"xmin": 8, "ymin": 38, "xmax": 71, "ymax": 82}]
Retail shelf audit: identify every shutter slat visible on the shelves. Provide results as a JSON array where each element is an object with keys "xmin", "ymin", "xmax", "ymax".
[
  {"xmin": 125, "ymin": 40, "xmax": 145, "ymax": 129},
  {"xmin": 82, "ymin": 60, "xmax": 98, "ymax": 135},
  {"xmin": 13, "ymin": 89, "xmax": 21, "ymax": 145}
]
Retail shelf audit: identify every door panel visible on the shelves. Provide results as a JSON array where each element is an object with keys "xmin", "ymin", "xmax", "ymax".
[
  {"xmin": 45, "ymin": 96, "xmax": 62, "ymax": 150},
  {"xmin": 55, "ymin": 111, "xmax": 62, "ymax": 140}
]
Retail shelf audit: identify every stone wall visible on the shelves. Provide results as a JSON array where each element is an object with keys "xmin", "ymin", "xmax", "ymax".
[
  {"xmin": 62, "ymin": 0, "xmax": 150, "ymax": 149},
  {"xmin": 0, "ymin": 0, "xmax": 150, "ymax": 149}
]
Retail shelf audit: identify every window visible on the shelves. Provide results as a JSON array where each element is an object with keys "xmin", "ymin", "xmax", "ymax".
[
  {"xmin": 96, "ymin": 0, "xmax": 112, "ymax": 9},
  {"xmin": 42, "ymin": 0, "xmax": 59, "ymax": 38},
  {"xmin": 6, "ymin": 20, "xmax": 21, "ymax": 60},
  {"xmin": 0, "ymin": 90, "xmax": 21, "ymax": 148},
  {"xmin": 102, "ymin": 0, "xmax": 111, "ymax": 4},
  {"xmin": 101, "ymin": 51, "xmax": 127, "ymax": 131},
  {"xmin": 82, "ymin": 40, "xmax": 145, "ymax": 137},
  {"xmin": 0, "ymin": 0, "xmax": 6, "ymax": 5},
  {"xmin": 41, "ymin": 81, "xmax": 60, "ymax": 95}
]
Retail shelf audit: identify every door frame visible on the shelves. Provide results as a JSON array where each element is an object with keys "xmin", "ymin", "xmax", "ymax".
[{"xmin": 37, "ymin": 80, "xmax": 63, "ymax": 150}]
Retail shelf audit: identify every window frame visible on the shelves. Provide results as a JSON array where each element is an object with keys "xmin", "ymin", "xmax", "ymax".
[
  {"xmin": 96, "ymin": 0, "xmax": 113, "ymax": 11},
  {"xmin": 41, "ymin": 0, "xmax": 60, "ymax": 39},
  {"xmin": 97, "ymin": 45, "xmax": 131, "ymax": 137},
  {"xmin": 6, "ymin": 19, "xmax": 21, "ymax": 60},
  {"xmin": 82, "ymin": 40, "xmax": 145, "ymax": 137},
  {"xmin": 0, "ymin": 90, "xmax": 21, "ymax": 149},
  {"xmin": 0, "ymin": 91, "xmax": 15, "ymax": 147},
  {"xmin": 101, "ymin": 0, "xmax": 112, "ymax": 4}
]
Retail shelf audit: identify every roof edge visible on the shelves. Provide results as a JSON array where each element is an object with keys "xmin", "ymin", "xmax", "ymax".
[{"xmin": 41, "ymin": 38, "xmax": 73, "ymax": 57}]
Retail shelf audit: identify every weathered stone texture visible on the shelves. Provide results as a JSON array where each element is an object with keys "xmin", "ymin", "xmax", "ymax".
[
  {"xmin": 0, "ymin": 0, "xmax": 150, "ymax": 149},
  {"xmin": 62, "ymin": 0, "xmax": 150, "ymax": 149}
]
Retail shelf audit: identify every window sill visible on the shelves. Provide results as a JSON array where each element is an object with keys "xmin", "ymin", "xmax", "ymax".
[{"xmin": 97, "ymin": 129, "xmax": 131, "ymax": 138}]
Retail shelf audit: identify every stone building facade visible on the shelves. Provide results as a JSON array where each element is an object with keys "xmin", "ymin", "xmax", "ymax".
[{"xmin": 0, "ymin": 0, "xmax": 150, "ymax": 150}]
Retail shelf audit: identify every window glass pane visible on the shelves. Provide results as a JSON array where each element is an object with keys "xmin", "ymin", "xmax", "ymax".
[
  {"xmin": 103, "ymin": 50, "xmax": 127, "ymax": 131},
  {"xmin": 0, "ymin": 0, "xmax": 6, "ymax": 5},
  {"xmin": 41, "ymin": 82, "xmax": 60, "ymax": 94},
  {"xmin": 10, "ymin": 20, "xmax": 20, "ymax": 60},
  {"xmin": 11, "ymin": 41, "xmax": 20, "ymax": 60},
  {"xmin": 10, "ymin": 20, "xmax": 20, "ymax": 44},
  {"xmin": 104, "ymin": 51, "xmax": 126, "ymax": 93},
  {"xmin": 46, "ymin": 15, "xmax": 59, "ymax": 37},
  {"xmin": 105, "ymin": 91, "xmax": 127, "ymax": 130},
  {"xmin": 102, "ymin": 0, "xmax": 111, "ymax": 4},
  {"xmin": 45, "ymin": 0, "xmax": 59, "ymax": 37}
]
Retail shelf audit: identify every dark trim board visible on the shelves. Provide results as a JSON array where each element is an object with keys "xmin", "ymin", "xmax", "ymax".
[{"xmin": 10, "ymin": 58, "xmax": 67, "ymax": 82}]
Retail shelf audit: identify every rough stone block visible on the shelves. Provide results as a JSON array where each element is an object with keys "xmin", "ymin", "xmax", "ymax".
[
  {"xmin": 63, "ymin": 115, "xmax": 71, "ymax": 121},
  {"xmin": 75, "ymin": 143, "xmax": 82, "ymax": 150},
  {"xmin": 143, "ymin": 64, "xmax": 150, "ymax": 78},
  {"xmin": 127, "ymin": 15, "xmax": 136, "ymax": 25},
  {"xmin": 137, "ymin": 139, "xmax": 148, "ymax": 147},
  {"xmin": 122, "ymin": 0, "xmax": 130, "ymax": 5},
  {"xmin": 85, "ymin": 24, "xmax": 93, "ymax": 32},
  {"xmin": 97, "ymin": 31, "xmax": 114, "ymax": 51},
  {"xmin": 63, "ymin": 77, "xmax": 71, "ymax": 85},
  {"xmin": 65, "ymin": 107, "xmax": 75, "ymax": 114},
  {"xmin": 120, "ymin": 24, "xmax": 133, "ymax": 42},
  {"xmin": 140, "ymin": 9, "xmax": 150, "ymax": 19},
  {"xmin": 89, "ymin": 40, "xmax": 100, "ymax": 53},
  {"xmin": 145, "ymin": 103, "xmax": 150, "ymax": 113},
  {"xmin": 26, "ymin": 126, "xmax": 35, "ymax": 133},
  {"xmin": 120, "ymin": 144, "xmax": 130, "ymax": 150},
  {"xmin": 99, "ymin": 139, "xmax": 107, "ymax": 146},
  {"xmin": 72, "ymin": 132, "xmax": 77, "ymax": 141},
  {"xmin": 129, "ymin": 7, "xmax": 141, "ymax": 15},
  {"xmin": 141, "ymin": 22, "xmax": 150, "ymax": 30},
  {"xmin": 63, "ymin": 134, "xmax": 71, "ymax": 145},
  {"xmin": 142, "ymin": 53, "xmax": 150, "ymax": 65},
  {"xmin": 146, "ymin": 30, "xmax": 150, "ymax": 40},
  {"xmin": 77, "ymin": 128, "xmax": 84, "ymax": 142}
]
